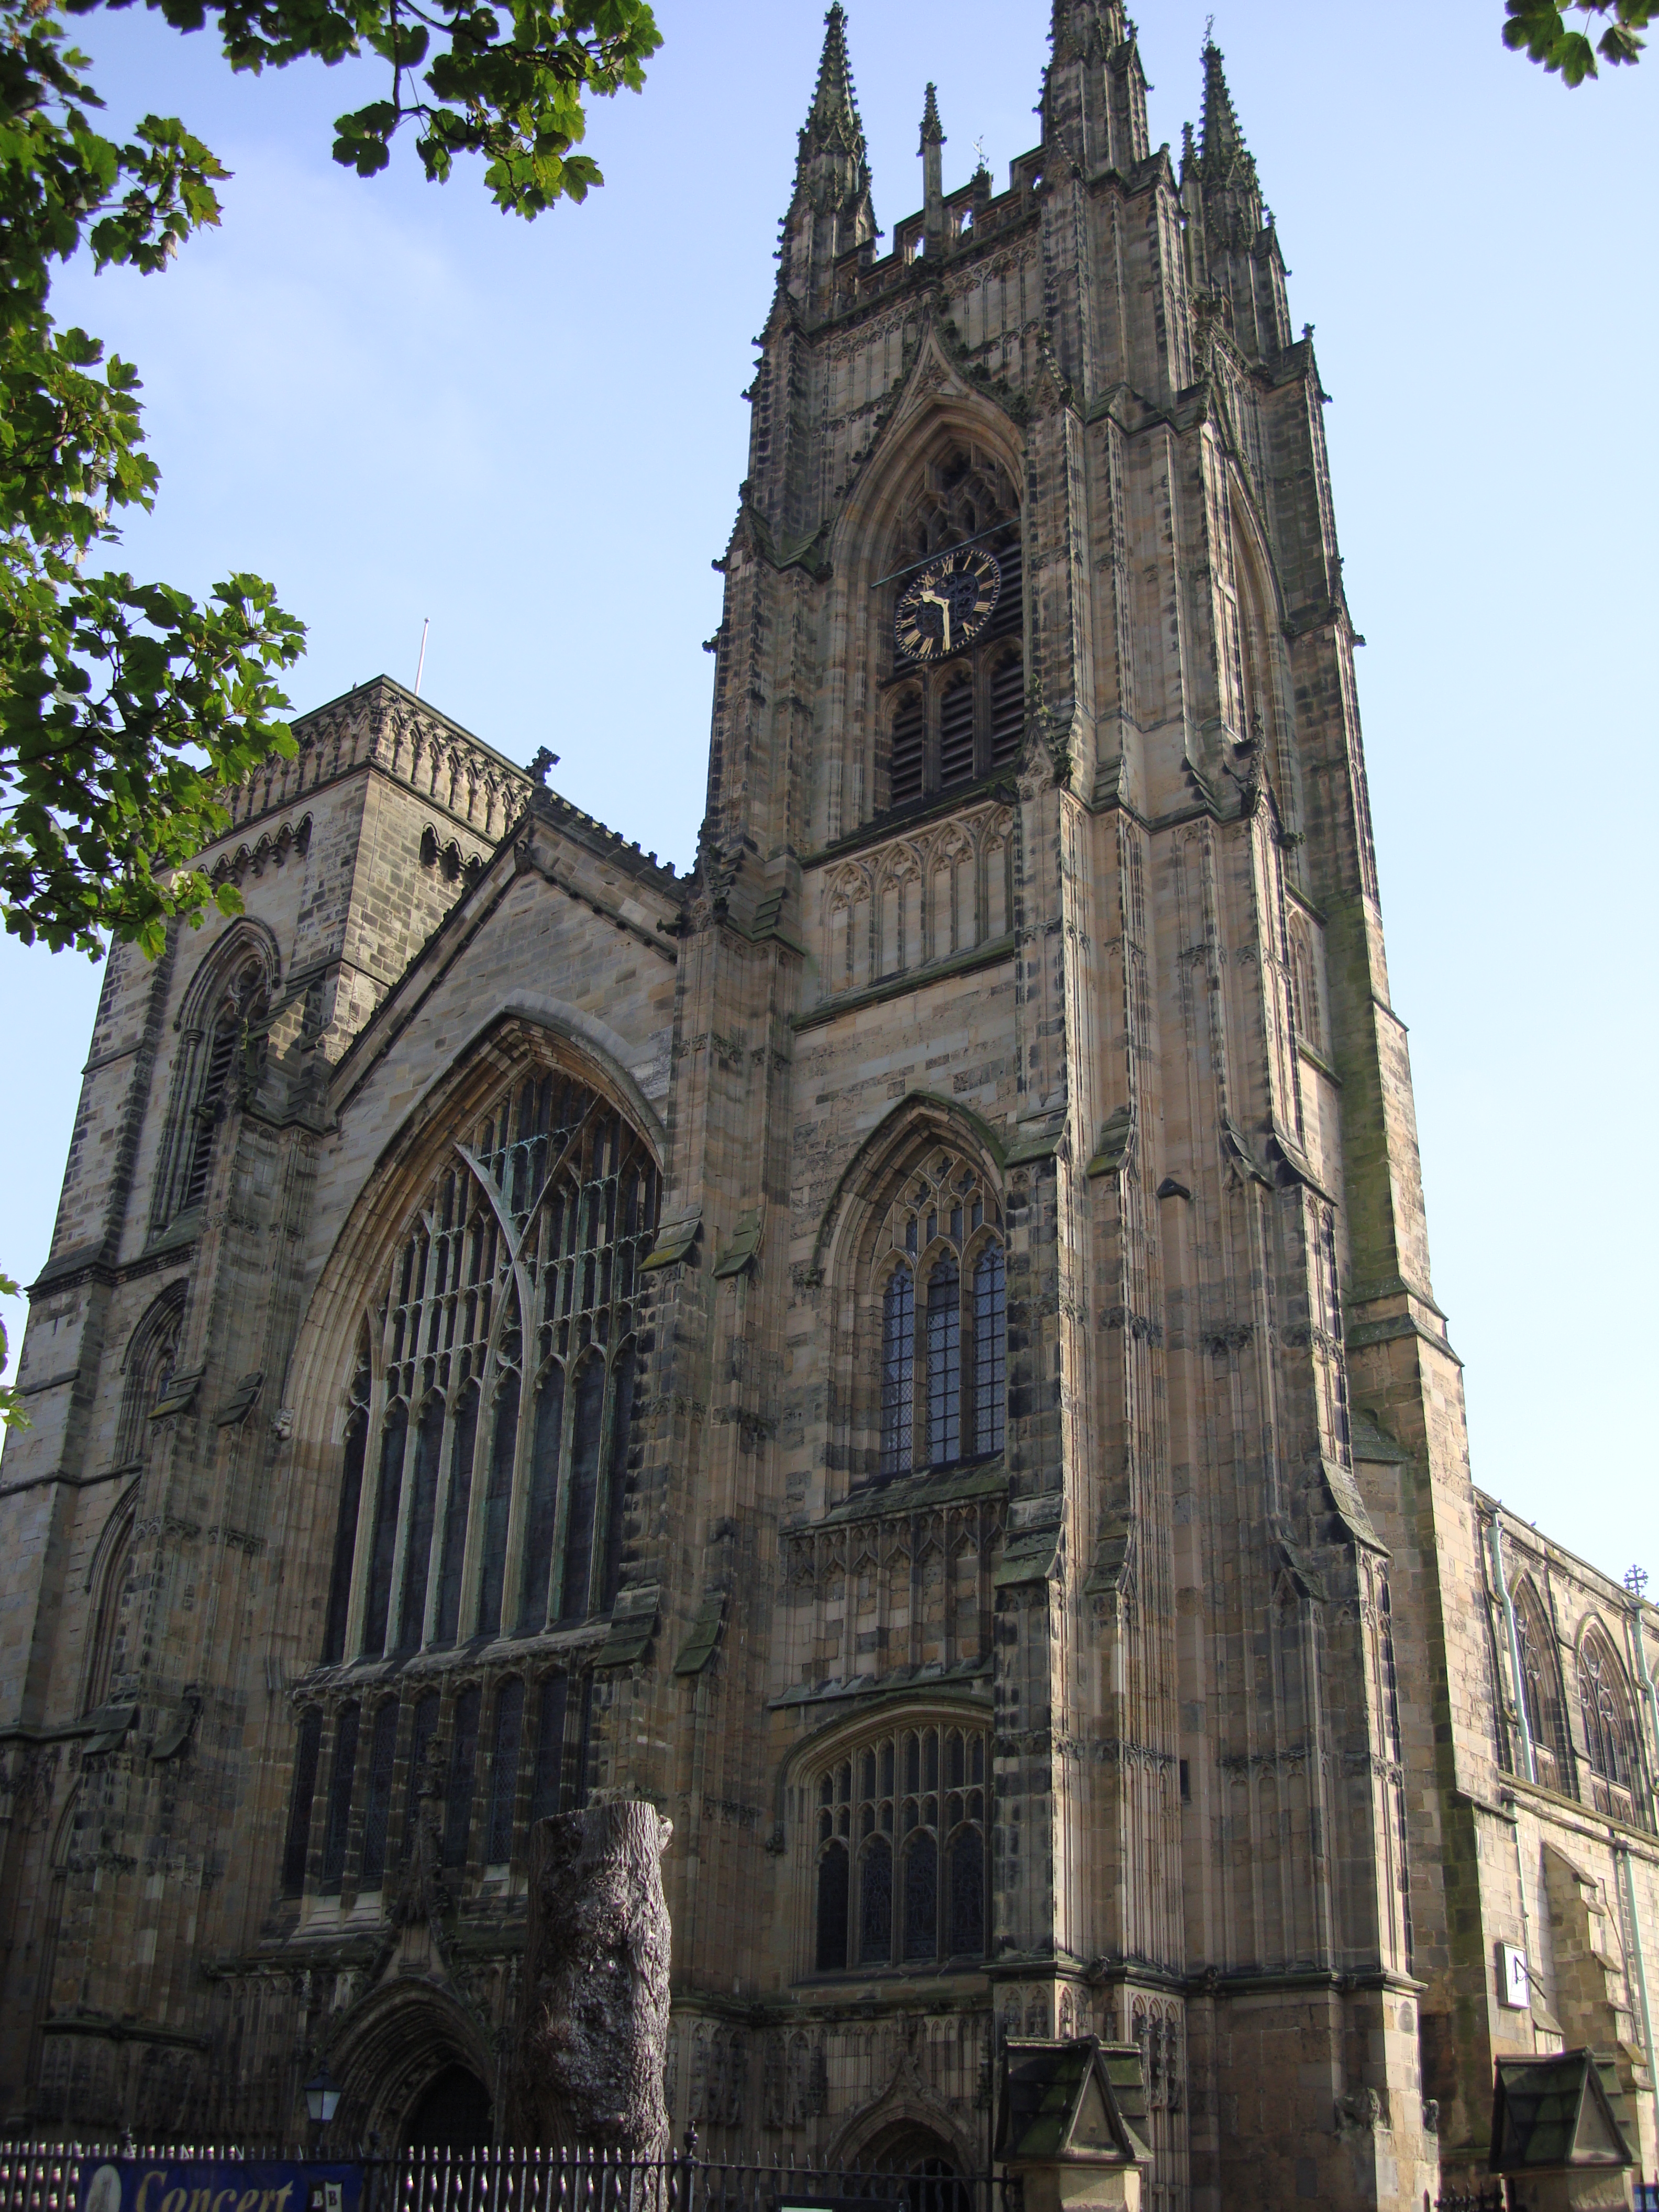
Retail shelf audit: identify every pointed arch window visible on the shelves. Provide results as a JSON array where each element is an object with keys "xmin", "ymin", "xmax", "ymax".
[
  {"xmin": 113, "ymin": 1285, "xmax": 186, "ymax": 1472},
  {"xmin": 485, "ymin": 1676, "xmax": 525, "ymax": 1865},
  {"xmin": 811, "ymin": 1720, "xmax": 989, "ymax": 1975},
  {"xmin": 320, "ymin": 1701, "xmax": 360, "ymax": 1894},
  {"xmin": 865, "ymin": 1146, "xmax": 1003, "ymax": 1489},
  {"xmin": 282, "ymin": 1709, "xmax": 324, "ymax": 1898},
  {"xmin": 1579, "ymin": 1629, "xmax": 1647, "ymax": 1827},
  {"xmin": 153, "ymin": 945, "xmax": 271, "ymax": 1229},
  {"xmin": 443, "ymin": 1685, "xmax": 482, "ymax": 1867},
  {"xmin": 359, "ymin": 1700, "xmax": 399, "ymax": 1888},
  {"xmin": 530, "ymin": 1671, "xmax": 572, "ymax": 1824},
  {"xmin": 1512, "ymin": 1579, "xmax": 1572, "ymax": 1790},
  {"xmin": 879, "ymin": 446, "xmax": 1023, "ymax": 817},
  {"xmin": 320, "ymin": 1061, "xmax": 657, "ymax": 1670}
]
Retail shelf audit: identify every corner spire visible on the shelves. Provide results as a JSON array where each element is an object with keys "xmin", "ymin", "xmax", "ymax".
[
  {"xmin": 1181, "ymin": 36, "xmax": 1290, "ymax": 363},
  {"xmin": 780, "ymin": 3, "xmax": 876, "ymax": 324},
  {"xmin": 920, "ymin": 81, "xmax": 945, "ymax": 251},
  {"xmin": 1198, "ymin": 40, "xmax": 1250, "ymax": 173},
  {"xmin": 803, "ymin": 3, "xmax": 864, "ymax": 162}
]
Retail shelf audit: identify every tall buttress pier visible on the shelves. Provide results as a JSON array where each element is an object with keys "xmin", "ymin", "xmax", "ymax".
[{"xmin": 4, "ymin": 8, "xmax": 1657, "ymax": 2211}]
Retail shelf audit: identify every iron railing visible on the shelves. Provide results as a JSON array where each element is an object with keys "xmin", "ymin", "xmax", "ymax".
[{"xmin": 0, "ymin": 2143, "xmax": 1020, "ymax": 2212}]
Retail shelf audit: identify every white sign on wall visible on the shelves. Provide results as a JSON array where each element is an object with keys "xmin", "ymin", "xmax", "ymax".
[{"xmin": 1498, "ymin": 1943, "xmax": 1530, "ymax": 2009}]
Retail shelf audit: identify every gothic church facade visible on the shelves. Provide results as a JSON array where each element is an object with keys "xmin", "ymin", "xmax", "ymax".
[{"xmin": 3, "ymin": 7, "xmax": 1657, "ymax": 2209}]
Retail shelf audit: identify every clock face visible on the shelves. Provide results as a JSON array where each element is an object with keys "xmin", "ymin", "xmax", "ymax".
[{"xmin": 894, "ymin": 546, "xmax": 1002, "ymax": 664}]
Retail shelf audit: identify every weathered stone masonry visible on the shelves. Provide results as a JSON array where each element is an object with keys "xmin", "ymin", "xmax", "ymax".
[{"xmin": 2, "ymin": 8, "xmax": 1657, "ymax": 2210}]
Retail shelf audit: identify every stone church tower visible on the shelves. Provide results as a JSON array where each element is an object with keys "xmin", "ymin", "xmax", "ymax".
[{"xmin": 3, "ymin": 8, "xmax": 1657, "ymax": 2210}]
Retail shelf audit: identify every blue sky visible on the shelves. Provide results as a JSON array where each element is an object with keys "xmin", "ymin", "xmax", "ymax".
[{"xmin": 3, "ymin": 0, "xmax": 1654, "ymax": 1581}]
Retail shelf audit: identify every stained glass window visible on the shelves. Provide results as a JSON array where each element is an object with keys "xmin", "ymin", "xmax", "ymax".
[
  {"xmin": 869, "ymin": 1151, "xmax": 1002, "ymax": 1488},
  {"xmin": 402, "ymin": 1691, "xmax": 440, "ymax": 1866},
  {"xmin": 359, "ymin": 1701, "xmax": 399, "ymax": 1887},
  {"xmin": 519, "ymin": 1366, "xmax": 565, "ymax": 1633},
  {"xmin": 530, "ymin": 1673, "xmax": 570, "ymax": 1824},
  {"xmin": 902, "ymin": 1832, "xmax": 938, "ymax": 1961},
  {"xmin": 443, "ymin": 1686, "xmax": 481, "ymax": 1867},
  {"xmin": 816, "ymin": 1843, "xmax": 849, "ymax": 1971},
  {"xmin": 323, "ymin": 1060, "xmax": 658, "ymax": 1668},
  {"xmin": 485, "ymin": 1678, "xmax": 525, "ymax": 1864},
  {"xmin": 320, "ymin": 1702, "xmax": 360, "ymax": 1894},
  {"xmin": 859, "ymin": 1836, "xmax": 893, "ymax": 1965},
  {"xmin": 282, "ymin": 1710, "xmax": 323, "ymax": 1897},
  {"xmin": 815, "ymin": 1722, "xmax": 988, "ymax": 1972},
  {"xmin": 881, "ymin": 1267, "xmax": 915, "ymax": 1478}
]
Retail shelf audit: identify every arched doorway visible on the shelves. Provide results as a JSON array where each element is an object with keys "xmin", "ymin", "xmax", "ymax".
[
  {"xmin": 856, "ymin": 2121, "xmax": 969, "ymax": 2212},
  {"xmin": 401, "ymin": 2063, "xmax": 492, "ymax": 2151}
]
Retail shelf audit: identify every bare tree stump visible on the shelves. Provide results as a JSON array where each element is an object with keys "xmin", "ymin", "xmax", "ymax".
[{"xmin": 510, "ymin": 1800, "xmax": 674, "ymax": 2150}]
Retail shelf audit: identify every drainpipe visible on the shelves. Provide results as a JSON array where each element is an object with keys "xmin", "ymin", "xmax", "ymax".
[
  {"xmin": 1617, "ymin": 1844, "xmax": 1658, "ymax": 2181},
  {"xmin": 1491, "ymin": 1514, "xmax": 1537, "ymax": 1785},
  {"xmin": 1627, "ymin": 1600, "xmax": 1659, "ymax": 1819}
]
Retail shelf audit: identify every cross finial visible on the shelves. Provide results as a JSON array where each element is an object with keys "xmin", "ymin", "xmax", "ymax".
[{"xmin": 1626, "ymin": 1564, "xmax": 1650, "ymax": 1601}]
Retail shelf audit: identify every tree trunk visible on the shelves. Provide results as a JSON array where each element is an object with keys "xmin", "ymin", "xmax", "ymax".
[{"xmin": 510, "ymin": 1799, "xmax": 674, "ymax": 2150}]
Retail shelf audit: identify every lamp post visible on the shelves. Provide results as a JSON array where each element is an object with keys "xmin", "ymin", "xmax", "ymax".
[{"xmin": 304, "ymin": 2062, "xmax": 342, "ymax": 2155}]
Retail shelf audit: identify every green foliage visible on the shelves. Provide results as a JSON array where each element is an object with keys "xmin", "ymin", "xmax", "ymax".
[
  {"xmin": 0, "ymin": 0, "xmax": 305, "ymax": 956},
  {"xmin": 0, "ymin": 0, "xmax": 658, "ymax": 1415},
  {"xmin": 1505, "ymin": 0, "xmax": 1652, "ymax": 82},
  {"xmin": 82, "ymin": 0, "xmax": 664, "ymax": 215},
  {"xmin": 0, "ymin": 1273, "xmax": 22, "ymax": 1430}
]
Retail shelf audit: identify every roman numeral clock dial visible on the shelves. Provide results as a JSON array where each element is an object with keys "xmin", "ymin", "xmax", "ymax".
[{"xmin": 894, "ymin": 545, "xmax": 1001, "ymax": 664}]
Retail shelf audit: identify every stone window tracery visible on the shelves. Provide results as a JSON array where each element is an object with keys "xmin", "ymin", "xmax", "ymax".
[
  {"xmin": 282, "ymin": 1663, "xmax": 591, "ymax": 1905},
  {"xmin": 809, "ymin": 1719, "xmax": 989, "ymax": 1974},
  {"xmin": 1578, "ymin": 1626, "xmax": 1646, "ymax": 1826},
  {"xmin": 320, "ymin": 1061, "xmax": 657, "ymax": 1664},
  {"xmin": 281, "ymin": 1708, "xmax": 323, "ymax": 1897},
  {"xmin": 872, "ymin": 1149, "xmax": 1004, "ymax": 1487}
]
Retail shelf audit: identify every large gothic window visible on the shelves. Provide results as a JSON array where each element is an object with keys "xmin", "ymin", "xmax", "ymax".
[
  {"xmin": 1512, "ymin": 1579, "xmax": 1572, "ymax": 1792},
  {"xmin": 1578, "ymin": 1627, "xmax": 1647, "ymax": 1828},
  {"xmin": 873, "ymin": 1148, "xmax": 1004, "ymax": 1487},
  {"xmin": 811, "ymin": 1721, "xmax": 989, "ymax": 1974},
  {"xmin": 320, "ymin": 1061, "xmax": 658, "ymax": 1663},
  {"xmin": 879, "ymin": 446, "xmax": 1023, "ymax": 815}
]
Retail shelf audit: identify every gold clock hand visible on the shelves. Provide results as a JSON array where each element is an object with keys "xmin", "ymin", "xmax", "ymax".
[{"xmin": 920, "ymin": 588, "xmax": 951, "ymax": 653}]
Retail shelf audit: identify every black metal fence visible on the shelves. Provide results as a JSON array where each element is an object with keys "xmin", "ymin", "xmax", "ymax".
[{"xmin": 0, "ymin": 2143, "xmax": 1019, "ymax": 2212}]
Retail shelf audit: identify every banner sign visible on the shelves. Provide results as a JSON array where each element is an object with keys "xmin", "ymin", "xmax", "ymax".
[{"xmin": 78, "ymin": 2160, "xmax": 364, "ymax": 2212}]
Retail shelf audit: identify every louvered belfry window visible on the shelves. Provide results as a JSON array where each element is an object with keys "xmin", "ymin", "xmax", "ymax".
[
  {"xmin": 155, "ymin": 949, "xmax": 270, "ymax": 1227},
  {"xmin": 880, "ymin": 444, "xmax": 1024, "ymax": 814},
  {"xmin": 325, "ymin": 1063, "xmax": 658, "ymax": 1666}
]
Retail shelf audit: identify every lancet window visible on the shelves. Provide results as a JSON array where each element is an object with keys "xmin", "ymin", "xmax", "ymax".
[
  {"xmin": 1578, "ymin": 1628, "xmax": 1647, "ymax": 1828},
  {"xmin": 873, "ymin": 1149, "xmax": 1004, "ymax": 1485},
  {"xmin": 880, "ymin": 446, "xmax": 1024, "ymax": 816},
  {"xmin": 279, "ymin": 1665, "xmax": 590, "ymax": 1902},
  {"xmin": 152, "ymin": 947, "xmax": 271, "ymax": 1228},
  {"xmin": 320, "ymin": 1061, "xmax": 657, "ymax": 1665},
  {"xmin": 811, "ymin": 1720, "xmax": 989, "ymax": 1974},
  {"xmin": 1512, "ymin": 1579, "xmax": 1572, "ymax": 1791}
]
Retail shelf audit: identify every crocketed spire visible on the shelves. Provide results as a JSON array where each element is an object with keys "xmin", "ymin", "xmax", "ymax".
[
  {"xmin": 1198, "ymin": 40, "xmax": 1252, "ymax": 176},
  {"xmin": 801, "ymin": 3, "xmax": 865, "ymax": 164},
  {"xmin": 1180, "ymin": 36, "xmax": 1290, "ymax": 363},
  {"xmin": 919, "ymin": 81, "xmax": 944, "ymax": 151},
  {"xmin": 780, "ymin": 3, "xmax": 877, "ymax": 322}
]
